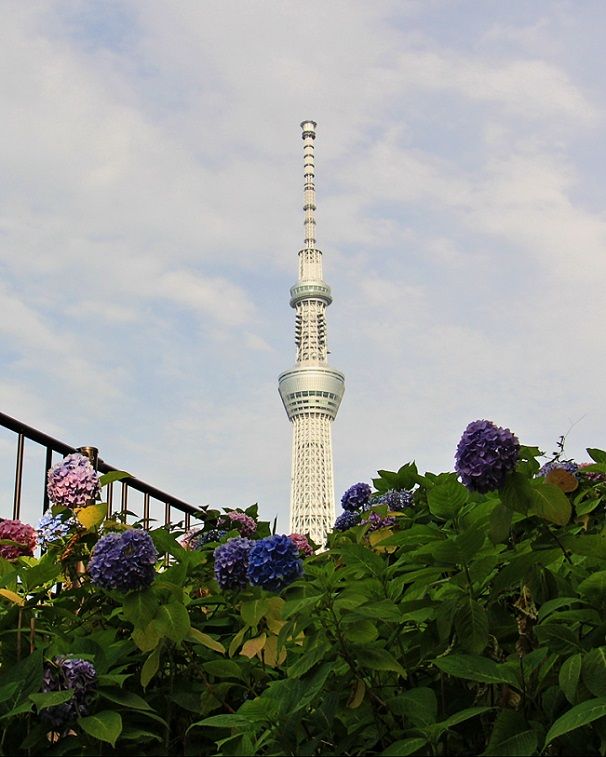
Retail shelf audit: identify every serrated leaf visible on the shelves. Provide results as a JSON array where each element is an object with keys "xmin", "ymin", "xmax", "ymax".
[
  {"xmin": 455, "ymin": 598, "xmax": 489, "ymax": 654},
  {"xmin": 428, "ymin": 480, "xmax": 468, "ymax": 519},
  {"xmin": 530, "ymin": 481, "xmax": 571, "ymax": 525},
  {"xmin": 154, "ymin": 602, "xmax": 191, "ymax": 644},
  {"xmin": 132, "ymin": 622, "xmax": 161, "ymax": 652},
  {"xmin": 342, "ymin": 619, "xmax": 378, "ymax": 644},
  {"xmin": 29, "ymin": 690, "xmax": 74, "ymax": 709},
  {"xmin": 483, "ymin": 709, "xmax": 537, "ymax": 756},
  {"xmin": 389, "ymin": 687, "xmax": 437, "ymax": 727},
  {"xmin": 501, "ymin": 472, "xmax": 534, "ymax": 514},
  {"xmin": 78, "ymin": 710, "xmax": 122, "ymax": 747},
  {"xmin": 75, "ymin": 502, "xmax": 107, "ymax": 530},
  {"xmin": 438, "ymin": 705, "xmax": 492, "ymax": 729},
  {"xmin": 488, "ymin": 503, "xmax": 513, "ymax": 544},
  {"xmin": 188, "ymin": 628, "xmax": 225, "ymax": 654},
  {"xmin": 358, "ymin": 647, "xmax": 406, "ymax": 677},
  {"xmin": 141, "ymin": 647, "xmax": 160, "ymax": 688},
  {"xmin": 582, "ymin": 648, "xmax": 606, "ymax": 697},
  {"xmin": 434, "ymin": 654, "xmax": 518, "ymax": 687},
  {"xmin": 560, "ymin": 653, "xmax": 582, "ymax": 704},
  {"xmin": 578, "ymin": 571, "xmax": 606, "ymax": 602},
  {"xmin": 240, "ymin": 599, "xmax": 269, "ymax": 627},
  {"xmin": 98, "ymin": 688, "xmax": 153, "ymax": 711},
  {"xmin": 382, "ymin": 738, "xmax": 427, "ymax": 756},
  {"xmin": 545, "ymin": 697, "xmax": 606, "ymax": 746},
  {"xmin": 122, "ymin": 589, "xmax": 159, "ymax": 627}
]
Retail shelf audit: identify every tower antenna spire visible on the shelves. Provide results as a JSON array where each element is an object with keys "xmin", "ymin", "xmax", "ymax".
[{"xmin": 278, "ymin": 121, "xmax": 345, "ymax": 547}]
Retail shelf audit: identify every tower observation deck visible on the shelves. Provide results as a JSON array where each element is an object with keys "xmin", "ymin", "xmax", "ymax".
[{"xmin": 278, "ymin": 121, "xmax": 345, "ymax": 546}]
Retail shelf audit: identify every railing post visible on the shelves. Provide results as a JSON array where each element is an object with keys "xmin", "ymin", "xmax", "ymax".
[
  {"xmin": 43, "ymin": 447, "xmax": 52, "ymax": 514},
  {"xmin": 13, "ymin": 433, "xmax": 25, "ymax": 520},
  {"xmin": 77, "ymin": 446, "xmax": 99, "ymax": 470}
]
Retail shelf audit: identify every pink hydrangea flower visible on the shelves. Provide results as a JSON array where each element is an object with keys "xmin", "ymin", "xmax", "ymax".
[
  {"xmin": 289, "ymin": 533, "xmax": 313, "ymax": 557},
  {"xmin": 218, "ymin": 511, "xmax": 257, "ymax": 538},
  {"xmin": 47, "ymin": 453, "xmax": 101, "ymax": 508},
  {"xmin": 0, "ymin": 519, "xmax": 37, "ymax": 559}
]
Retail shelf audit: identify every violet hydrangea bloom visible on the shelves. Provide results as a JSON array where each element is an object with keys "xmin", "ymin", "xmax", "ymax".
[
  {"xmin": 88, "ymin": 529, "xmax": 158, "ymax": 592},
  {"xmin": 47, "ymin": 453, "xmax": 101, "ymax": 508},
  {"xmin": 289, "ymin": 533, "xmax": 314, "ymax": 557},
  {"xmin": 218, "ymin": 511, "xmax": 257, "ymax": 538},
  {"xmin": 364, "ymin": 512, "xmax": 397, "ymax": 532},
  {"xmin": 37, "ymin": 511, "xmax": 77, "ymax": 550},
  {"xmin": 538, "ymin": 461, "xmax": 578, "ymax": 477},
  {"xmin": 333, "ymin": 511, "xmax": 361, "ymax": 531},
  {"xmin": 183, "ymin": 528, "xmax": 227, "ymax": 549},
  {"xmin": 0, "ymin": 519, "xmax": 36, "ymax": 559},
  {"xmin": 214, "ymin": 537, "xmax": 253, "ymax": 589},
  {"xmin": 341, "ymin": 482, "xmax": 372, "ymax": 512},
  {"xmin": 455, "ymin": 419, "xmax": 520, "ymax": 493},
  {"xmin": 373, "ymin": 489, "xmax": 413, "ymax": 512},
  {"xmin": 247, "ymin": 535, "xmax": 303, "ymax": 592},
  {"xmin": 41, "ymin": 656, "xmax": 97, "ymax": 730}
]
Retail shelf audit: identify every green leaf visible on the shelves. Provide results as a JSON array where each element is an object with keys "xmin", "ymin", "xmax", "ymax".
[
  {"xmin": 122, "ymin": 589, "xmax": 159, "ymax": 628},
  {"xmin": 530, "ymin": 481, "xmax": 571, "ymax": 525},
  {"xmin": 154, "ymin": 602, "xmax": 191, "ymax": 644},
  {"xmin": 99, "ymin": 470, "xmax": 131, "ymax": 487},
  {"xmin": 342, "ymin": 619, "xmax": 379, "ymax": 644},
  {"xmin": 559, "ymin": 653, "xmax": 582, "ymax": 704},
  {"xmin": 434, "ymin": 654, "xmax": 518, "ymax": 687},
  {"xmin": 29, "ymin": 690, "xmax": 74, "ymax": 709},
  {"xmin": 501, "ymin": 472, "xmax": 534, "ymax": 514},
  {"xmin": 188, "ymin": 628, "xmax": 225, "ymax": 654},
  {"xmin": 492, "ymin": 548, "xmax": 561, "ymax": 592},
  {"xmin": 454, "ymin": 598, "xmax": 489, "ymax": 654},
  {"xmin": 582, "ymin": 648, "xmax": 606, "ymax": 697},
  {"xmin": 132, "ymin": 621, "xmax": 161, "ymax": 652},
  {"xmin": 78, "ymin": 711, "xmax": 122, "ymax": 747},
  {"xmin": 98, "ymin": 688, "xmax": 153, "ymax": 710},
  {"xmin": 535, "ymin": 623, "xmax": 581, "ymax": 652},
  {"xmin": 483, "ymin": 709, "xmax": 538, "ymax": 756},
  {"xmin": 560, "ymin": 534, "xmax": 606, "ymax": 560},
  {"xmin": 428, "ymin": 480, "xmax": 468, "ymax": 519},
  {"xmin": 240, "ymin": 598, "xmax": 269, "ymax": 627},
  {"xmin": 141, "ymin": 647, "xmax": 161, "ymax": 688},
  {"xmin": 388, "ymin": 687, "xmax": 437, "ymax": 727},
  {"xmin": 190, "ymin": 713, "xmax": 252, "ymax": 730},
  {"xmin": 488, "ymin": 503, "xmax": 513, "ymax": 544},
  {"xmin": 336, "ymin": 543, "xmax": 385, "ymax": 577},
  {"xmin": 203, "ymin": 659, "xmax": 246, "ymax": 681},
  {"xmin": 545, "ymin": 697, "xmax": 606, "ymax": 746},
  {"xmin": 21, "ymin": 553, "xmax": 63, "ymax": 591},
  {"xmin": 149, "ymin": 527, "xmax": 187, "ymax": 559},
  {"xmin": 438, "ymin": 705, "xmax": 493, "ymax": 729},
  {"xmin": 381, "ymin": 738, "xmax": 428, "ymax": 756},
  {"xmin": 75, "ymin": 502, "xmax": 107, "ymax": 530},
  {"xmin": 281, "ymin": 595, "xmax": 321, "ymax": 619},
  {"xmin": 587, "ymin": 448, "xmax": 606, "ymax": 464},
  {"xmin": 578, "ymin": 571, "xmax": 606, "ymax": 603},
  {"xmin": 358, "ymin": 646, "xmax": 406, "ymax": 677}
]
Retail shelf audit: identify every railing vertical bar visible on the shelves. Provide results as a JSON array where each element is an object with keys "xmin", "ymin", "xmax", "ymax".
[
  {"xmin": 164, "ymin": 502, "xmax": 170, "ymax": 528},
  {"xmin": 43, "ymin": 447, "xmax": 52, "ymax": 513},
  {"xmin": 13, "ymin": 433, "xmax": 25, "ymax": 520},
  {"xmin": 121, "ymin": 484, "xmax": 128, "ymax": 518},
  {"xmin": 107, "ymin": 482, "xmax": 113, "ymax": 517},
  {"xmin": 143, "ymin": 493, "xmax": 150, "ymax": 529},
  {"xmin": 184, "ymin": 511, "xmax": 191, "ymax": 530}
]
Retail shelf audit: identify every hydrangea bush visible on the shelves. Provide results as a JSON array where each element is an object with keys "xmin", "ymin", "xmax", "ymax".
[{"xmin": 3, "ymin": 427, "xmax": 606, "ymax": 755}]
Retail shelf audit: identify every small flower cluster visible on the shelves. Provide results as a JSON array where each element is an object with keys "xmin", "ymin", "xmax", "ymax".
[
  {"xmin": 218, "ymin": 511, "xmax": 257, "ymax": 538},
  {"xmin": 341, "ymin": 482, "xmax": 372, "ymax": 512},
  {"xmin": 0, "ymin": 519, "xmax": 37, "ymax": 560},
  {"xmin": 578, "ymin": 463, "xmax": 606, "ymax": 484},
  {"xmin": 88, "ymin": 529, "xmax": 158, "ymax": 592},
  {"xmin": 36, "ymin": 511, "xmax": 77, "ymax": 550},
  {"xmin": 289, "ymin": 533, "xmax": 314, "ymax": 557},
  {"xmin": 41, "ymin": 657, "xmax": 97, "ymax": 730},
  {"xmin": 214, "ymin": 535, "xmax": 303, "ymax": 592},
  {"xmin": 455, "ymin": 419, "xmax": 519, "ymax": 493},
  {"xmin": 47, "ymin": 453, "xmax": 101, "ymax": 508},
  {"xmin": 373, "ymin": 489, "xmax": 413, "ymax": 512},
  {"xmin": 333, "ymin": 511, "xmax": 361, "ymax": 531},
  {"xmin": 182, "ymin": 527, "xmax": 227, "ymax": 550},
  {"xmin": 538, "ymin": 461, "xmax": 578, "ymax": 477},
  {"xmin": 363, "ymin": 512, "xmax": 397, "ymax": 532}
]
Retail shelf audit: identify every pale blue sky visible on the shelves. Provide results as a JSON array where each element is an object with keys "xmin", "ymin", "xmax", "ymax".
[{"xmin": 1, "ymin": 1, "xmax": 605, "ymax": 530}]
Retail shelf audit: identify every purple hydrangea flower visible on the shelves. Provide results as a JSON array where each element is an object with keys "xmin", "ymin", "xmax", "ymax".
[
  {"xmin": 364, "ymin": 512, "xmax": 397, "ymax": 532},
  {"xmin": 538, "ymin": 461, "xmax": 578, "ymax": 477},
  {"xmin": 41, "ymin": 656, "xmax": 97, "ymax": 730},
  {"xmin": 218, "ymin": 511, "xmax": 257, "ymax": 538},
  {"xmin": 214, "ymin": 537, "xmax": 253, "ymax": 589},
  {"xmin": 373, "ymin": 489, "xmax": 413, "ymax": 512},
  {"xmin": 333, "ymin": 511, "xmax": 362, "ymax": 531},
  {"xmin": 88, "ymin": 529, "xmax": 158, "ymax": 592},
  {"xmin": 578, "ymin": 463, "xmax": 606, "ymax": 484},
  {"xmin": 183, "ymin": 528, "xmax": 227, "ymax": 549},
  {"xmin": 0, "ymin": 519, "xmax": 37, "ymax": 559},
  {"xmin": 47, "ymin": 453, "xmax": 101, "ymax": 508},
  {"xmin": 289, "ymin": 533, "xmax": 314, "ymax": 557},
  {"xmin": 341, "ymin": 482, "xmax": 372, "ymax": 512},
  {"xmin": 455, "ymin": 419, "xmax": 520, "ymax": 493},
  {"xmin": 36, "ymin": 511, "xmax": 77, "ymax": 550},
  {"xmin": 247, "ymin": 535, "xmax": 303, "ymax": 592}
]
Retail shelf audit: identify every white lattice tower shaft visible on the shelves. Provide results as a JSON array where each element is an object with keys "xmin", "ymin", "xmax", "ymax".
[{"xmin": 278, "ymin": 121, "xmax": 345, "ymax": 547}]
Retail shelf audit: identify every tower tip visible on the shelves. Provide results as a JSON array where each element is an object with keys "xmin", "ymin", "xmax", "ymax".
[{"xmin": 300, "ymin": 120, "xmax": 317, "ymax": 137}]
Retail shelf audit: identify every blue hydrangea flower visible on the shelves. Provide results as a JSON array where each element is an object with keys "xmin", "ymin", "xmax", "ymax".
[
  {"xmin": 538, "ymin": 461, "xmax": 578, "ymax": 477},
  {"xmin": 455, "ymin": 419, "xmax": 520, "ymax": 493},
  {"xmin": 36, "ymin": 511, "xmax": 77, "ymax": 550},
  {"xmin": 189, "ymin": 528, "xmax": 227, "ymax": 549},
  {"xmin": 333, "ymin": 511, "xmax": 362, "ymax": 531},
  {"xmin": 214, "ymin": 537, "xmax": 253, "ymax": 589},
  {"xmin": 373, "ymin": 489, "xmax": 413, "ymax": 511},
  {"xmin": 41, "ymin": 657, "xmax": 97, "ymax": 730},
  {"xmin": 47, "ymin": 453, "xmax": 101, "ymax": 508},
  {"xmin": 246, "ymin": 535, "xmax": 303, "ymax": 592},
  {"xmin": 88, "ymin": 529, "xmax": 158, "ymax": 592},
  {"xmin": 341, "ymin": 482, "xmax": 372, "ymax": 512}
]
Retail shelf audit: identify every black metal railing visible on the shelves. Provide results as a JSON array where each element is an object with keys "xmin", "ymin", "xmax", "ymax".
[{"xmin": 1, "ymin": 411, "xmax": 205, "ymax": 530}]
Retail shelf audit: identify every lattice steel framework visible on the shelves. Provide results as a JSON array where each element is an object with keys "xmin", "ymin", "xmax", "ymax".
[{"xmin": 278, "ymin": 121, "xmax": 345, "ymax": 546}]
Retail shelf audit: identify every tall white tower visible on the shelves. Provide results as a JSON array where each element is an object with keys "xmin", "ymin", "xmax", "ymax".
[{"xmin": 278, "ymin": 121, "xmax": 345, "ymax": 546}]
